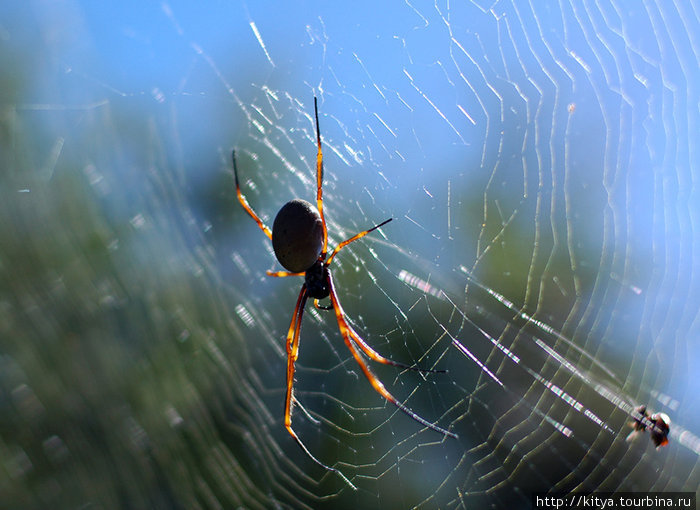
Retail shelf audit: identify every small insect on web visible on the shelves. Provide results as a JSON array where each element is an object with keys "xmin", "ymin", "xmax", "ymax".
[
  {"xmin": 232, "ymin": 97, "xmax": 457, "ymax": 489},
  {"xmin": 626, "ymin": 405, "xmax": 671, "ymax": 449}
]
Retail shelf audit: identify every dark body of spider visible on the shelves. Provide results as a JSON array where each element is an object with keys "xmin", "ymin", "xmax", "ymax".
[
  {"xmin": 270, "ymin": 198, "xmax": 330, "ymax": 300},
  {"xmin": 303, "ymin": 260, "xmax": 330, "ymax": 300}
]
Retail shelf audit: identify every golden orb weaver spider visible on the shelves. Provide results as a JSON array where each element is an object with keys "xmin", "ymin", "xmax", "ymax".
[{"xmin": 233, "ymin": 97, "xmax": 456, "ymax": 489}]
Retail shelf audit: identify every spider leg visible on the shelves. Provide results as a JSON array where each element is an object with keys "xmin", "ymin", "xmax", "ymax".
[
  {"xmin": 314, "ymin": 97, "xmax": 329, "ymax": 259},
  {"xmin": 267, "ymin": 270, "xmax": 305, "ymax": 277},
  {"xmin": 232, "ymin": 150, "xmax": 273, "ymax": 239},
  {"xmin": 313, "ymin": 298, "xmax": 333, "ymax": 311},
  {"xmin": 326, "ymin": 218, "xmax": 392, "ymax": 266},
  {"xmin": 283, "ymin": 284, "xmax": 357, "ymax": 490},
  {"xmin": 327, "ymin": 274, "xmax": 457, "ymax": 439},
  {"xmin": 321, "ymin": 274, "xmax": 442, "ymax": 373},
  {"xmin": 339, "ymin": 313, "xmax": 444, "ymax": 374},
  {"xmin": 284, "ymin": 285, "xmax": 307, "ymax": 428}
]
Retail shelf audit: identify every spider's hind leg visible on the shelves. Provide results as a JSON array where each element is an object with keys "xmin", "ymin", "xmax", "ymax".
[
  {"xmin": 347, "ymin": 326, "xmax": 446, "ymax": 374},
  {"xmin": 320, "ymin": 271, "xmax": 444, "ymax": 374},
  {"xmin": 283, "ymin": 284, "xmax": 357, "ymax": 490},
  {"xmin": 327, "ymin": 272, "xmax": 457, "ymax": 439}
]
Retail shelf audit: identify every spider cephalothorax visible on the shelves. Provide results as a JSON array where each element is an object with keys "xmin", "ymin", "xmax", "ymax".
[
  {"xmin": 303, "ymin": 260, "xmax": 330, "ymax": 300},
  {"xmin": 232, "ymin": 97, "xmax": 455, "ymax": 489}
]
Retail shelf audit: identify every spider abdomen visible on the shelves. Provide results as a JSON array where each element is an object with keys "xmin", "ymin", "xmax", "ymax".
[{"xmin": 272, "ymin": 199, "xmax": 323, "ymax": 272}]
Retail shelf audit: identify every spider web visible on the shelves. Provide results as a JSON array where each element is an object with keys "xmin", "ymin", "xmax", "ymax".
[{"xmin": 1, "ymin": 0, "xmax": 699, "ymax": 508}]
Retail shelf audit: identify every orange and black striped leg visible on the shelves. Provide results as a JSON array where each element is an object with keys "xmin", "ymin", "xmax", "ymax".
[
  {"xmin": 327, "ymin": 273, "xmax": 457, "ymax": 439},
  {"xmin": 325, "ymin": 287, "xmax": 444, "ymax": 374},
  {"xmin": 313, "ymin": 97, "xmax": 328, "ymax": 259},
  {"xmin": 283, "ymin": 285, "xmax": 307, "ymax": 440},
  {"xmin": 232, "ymin": 150, "xmax": 272, "ymax": 240},
  {"xmin": 283, "ymin": 284, "xmax": 356, "ymax": 490},
  {"xmin": 313, "ymin": 298, "xmax": 333, "ymax": 311},
  {"xmin": 326, "ymin": 218, "xmax": 392, "ymax": 265},
  {"xmin": 267, "ymin": 270, "xmax": 305, "ymax": 277}
]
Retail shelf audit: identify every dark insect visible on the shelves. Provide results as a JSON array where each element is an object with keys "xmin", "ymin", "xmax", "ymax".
[{"xmin": 626, "ymin": 405, "xmax": 670, "ymax": 448}]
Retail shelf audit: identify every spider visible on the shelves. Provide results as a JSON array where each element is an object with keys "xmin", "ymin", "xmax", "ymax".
[{"xmin": 232, "ymin": 97, "xmax": 456, "ymax": 488}]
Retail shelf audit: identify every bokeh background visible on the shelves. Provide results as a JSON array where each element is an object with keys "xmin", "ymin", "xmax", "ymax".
[{"xmin": 1, "ymin": 1, "xmax": 698, "ymax": 508}]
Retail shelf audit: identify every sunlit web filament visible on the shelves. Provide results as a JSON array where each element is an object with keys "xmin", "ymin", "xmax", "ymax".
[
  {"xmin": 459, "ymin": 266, "xmax": 620, "ymax": 384},
  {"xmin": 401, "ymin": 268, "xmax": 614, "ymax": 436}
]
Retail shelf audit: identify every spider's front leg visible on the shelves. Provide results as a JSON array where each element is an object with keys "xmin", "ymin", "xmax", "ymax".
[{"xmin": 231, "ymin": 150, "xmax": 272, "ymax": 240}]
